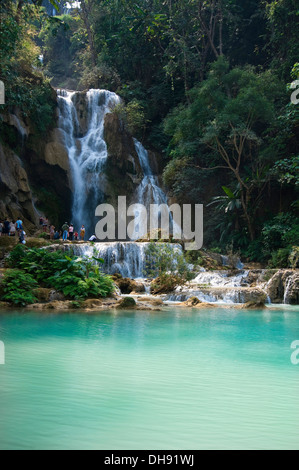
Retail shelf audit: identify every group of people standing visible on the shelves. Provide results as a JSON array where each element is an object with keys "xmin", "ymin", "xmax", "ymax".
[
  {"xmin": 1, "ymin": 214, "xmax": 91, "ymax": 244},
  {"xmin": 0, "ymin": 218, "xmax": 26, "ymax": 243},
  {"xmin": 39, "ymin": 217, "xmax": 86, "ymax": 242},
  {"xmin": 61, "ymin": 222, "xmax": 86, "ymax": 242}
]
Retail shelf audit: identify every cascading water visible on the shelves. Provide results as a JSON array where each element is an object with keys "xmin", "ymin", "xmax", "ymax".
[
  {"xmin": 134, "ymin": 139, "xmax": 177, "ymax": 238},
  {"xmin": 71, "ymin": 241, "xmax": 184, "ymax": 279},
  {"xmin": 134, "ymin": 139, "xmax": 168, "ymax": 209},
  {"xmin": 57, "ymin": 89, "xmax": 120, "ymax": 236}
]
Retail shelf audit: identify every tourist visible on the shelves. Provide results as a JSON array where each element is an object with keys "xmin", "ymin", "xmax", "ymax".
[
  {"xmin": 74, "ymin": 231, "xmax": 79, "ymax": 241},
  {"xmin": 89, "ymin": 235, "xmax": 97, "ymax": 242},
  {"xmin": 43, "ymin": 217, "xmax": 49, "ymax": 233},
  {"xmin": 69, "ymin": 223, "xmax": 74, "ymax": 241},
  {"xmin": 62, "ymin": 222, "xmax": 69, "ymax": 241},
  {"xmin": 80, "ymin": 225, "xmax": 86, "ymax": 241},
  {"xmin": 49, "ymin": 225, "xmax": 55, "ymax": 240},
  {"xmin": 54, "ymin": 230, "xmax": 60, "ymax": 240},
  {"xmin": 3, "ymin": 219, "xmax": 10, "ymax": 236},
  {"xmin": 16, "ymin": 217, "xmax": 23, "ymax": 234},
  {"xmin": 9, "ymin": 221, "xmax": 16, "ymax": 237},
  {"xmin": 19, "ymin": 229, "xmax": 26, "ymax": 245},
  {"xmin": 39, "ymin": 216, "xmax": 44, "ymax": 226}
]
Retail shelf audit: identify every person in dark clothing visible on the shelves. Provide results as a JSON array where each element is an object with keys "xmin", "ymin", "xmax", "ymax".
[{"xmin": 3, "ymin": 219, "xmax": 10, "ymax": 236}]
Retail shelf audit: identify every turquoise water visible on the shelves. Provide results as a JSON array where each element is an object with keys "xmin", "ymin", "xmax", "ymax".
[{"xmin": 0, "ymin": 306, "xmax": 299, "ymax": 450}]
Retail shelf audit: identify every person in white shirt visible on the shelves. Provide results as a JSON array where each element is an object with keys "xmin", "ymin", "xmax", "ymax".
[{"xmin": 9, "ymin": 221, "xmax": 16, "ymax": 237}]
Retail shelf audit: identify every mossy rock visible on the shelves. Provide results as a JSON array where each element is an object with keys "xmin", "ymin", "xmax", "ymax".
[
  {"xmin": 151, "ymin": 276, "xmax": 179, "ymax": 295},
  {"xmin": 116, "ymin": 297, "xmax": 137, "ymax": 309},
  {"xmin": 185, "ymin": 296, "xmax": 202, "ymax": 307},
  {"xmin": 242, "ymin": 301, "xmax": 266, "ymax": 309}
]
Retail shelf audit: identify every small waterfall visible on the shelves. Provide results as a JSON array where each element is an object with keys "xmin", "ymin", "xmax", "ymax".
[
  {"xmin": 134, "ymin": 139, "xmax": 168, "ymax": 209},
  {"xmin": 134, "ymin": 139, "xmax": 177, "ymax": 238},
  {"xmin": 192, "ymin": 270, "xmax": 250, "ymax": 288},
  {"xmin": 57, "ymin": 89, "xmax": 120, "ymax": 236},
  {"xmin": 71, "ymin": 241, "xmax": 183, "ymax": 279}
]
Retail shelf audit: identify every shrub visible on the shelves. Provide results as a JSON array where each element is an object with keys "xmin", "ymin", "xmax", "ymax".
[
  {"xmin": 1, "ymin": 270, "xmax": 38, "ymax": 306},
  {"xmin": 269, "ymin": 248, "xmax": 291, "ymax": 268},
  {"xmin": 6, "ymin": 246, "xmax": 115, "ymax": 300},
  {"xmin": 145, "ymin": 243, "xmax": 192, "ymax": 293}
]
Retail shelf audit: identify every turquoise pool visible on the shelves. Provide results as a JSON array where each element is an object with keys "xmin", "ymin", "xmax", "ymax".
[{"xmin": 0, "ymin": 306, "xmax": 298, "ymax": 450}]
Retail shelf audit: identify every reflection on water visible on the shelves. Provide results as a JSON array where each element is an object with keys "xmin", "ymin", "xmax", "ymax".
[{"xmin": 0, "ymin": 307, "xmax": 299, "ymax": 450}]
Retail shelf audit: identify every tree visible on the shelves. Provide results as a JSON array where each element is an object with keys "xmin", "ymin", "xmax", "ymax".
[{"xmin": 164, "ymin": 58, "xmax": 284, "ymax": 241}]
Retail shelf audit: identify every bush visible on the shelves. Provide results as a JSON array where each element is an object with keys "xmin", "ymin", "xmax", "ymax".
[
  {"xmin": 1, "ymin": 270, "xmax": 38, "ymax": 306},
  {"xmin": 269, "ymin": 248, "xmax": 291, "ymax": 268},
  {"xmin": 6, "ymin": 246, "xmax": 115, "ymax": 301},
  {"xmin": 145, "ymin": 243, "xmax": 192, "ymax": 293}
]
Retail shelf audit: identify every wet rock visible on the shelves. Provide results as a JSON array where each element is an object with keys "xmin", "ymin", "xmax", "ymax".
[
  {"xmin": 116, "ymin": 297, "xmax": 137, "ymax": 309},
  {"xmin": 185, "ymin": 296, "xmax": 202, "ymax": 307},
  {"xmin": 82, "ymin": 299, "xmax": 103, "ymax": 309},
  {"xmin": 242, "ymin": 301, "xmax": 266, "ymax": 309},
  {"xmin": 49, "ymin": 290, "xmax": 65, "ymax": 302},
  {"xmin": 137, "ymin": 297, "xmax": 164, "ymax": 306},
  {"xmin": 284, "ymin": 273, "xmax": 299, "ymax": 305},
  {"xmin": 115, "ymin": 277, "xmax": 145, "ymax": 294},
  {"xmin": 266, "ymin": 270, "xmax": 296, "ymax": 304}
]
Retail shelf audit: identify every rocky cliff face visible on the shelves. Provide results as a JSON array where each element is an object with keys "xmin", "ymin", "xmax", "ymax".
[
  {"xmin": 0, "ymin": 105, "xmax": 72, "ymax": 231},
  {"xmin": 104, "ymin": 112, "xmax": 142, "ymax": 205},
  {"xmin": 266, "ymin": 270, "xmax": 299, "ymax": 305}
]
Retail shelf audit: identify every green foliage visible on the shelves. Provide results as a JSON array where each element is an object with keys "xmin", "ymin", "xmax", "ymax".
[
  {"xmin": 269, "ymin": 248, "xmax": 291, "ymax": 269},
  {"xmin": 6, "ymin": 246, "xmax": 114, "ymax": 301},
  {"xmin": 262, "ymin": 213, "xmax": 299, "ymax": 254},
  {"xmin": 0, "ymin": 1, "xmax": 56, "ymax": 133},
  {"xmin": 112, "ymin": 99, "xmax": 147, "ymax": 137},
  {"xmin": 1, "ymin": 270, "xmax": 38, "ymax": 306},
  {"xmin": 145, "ymin": 243, "xmax": 192, "ymax": 291}
]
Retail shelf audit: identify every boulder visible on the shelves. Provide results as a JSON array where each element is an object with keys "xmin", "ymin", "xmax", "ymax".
[
  {"xmin": 266, "ymin": 270, "xmax": 296, "ymax": 304},
  {"xmin": 185, "ymin": 296, "xmax": 202, "ymax": 307},
  {"xmin": 284, "ymin": 272, "xmax": 299, "ymax": 305},
  {"xmin": 115, "ymin": 277, "xmax": 145, "ymax": 294},
  {"xmin": 242, "ymin": 301, "xmax": 266, "ymax": 309},
  {"xmin": 116, "ymin": 297, "xmax": 137, "ymax": 309}
]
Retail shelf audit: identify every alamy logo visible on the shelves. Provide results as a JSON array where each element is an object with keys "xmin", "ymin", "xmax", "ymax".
[
  {"xmin": 290, "ymin": 80, "xmax": 299, "ymax": 105},
  {"xmin": 291, "ymin": 341, "xmax": 299, "ymax": 365},
  {"xmin": 0, "ymin": 81, "xmax": 5, "ymax": 105},
  {"xmin": 0, "ymin": 341, "xmax": 5, "ymax": 365},
  {"xmin": 95, "ymin": 196, "xmax": 203, "ymax": 250}
]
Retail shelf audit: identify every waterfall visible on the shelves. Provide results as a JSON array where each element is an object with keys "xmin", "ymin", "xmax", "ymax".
[
  {"xmin": 57, "ymin": 89, "xmax": 120, "ymax": 236},
  {"xmin": 134, "ymin": 139, "xmax": 177, "ymax": 238},
  {"xmin": 192, "ymin": 270, "xmax": 250, "ymax": 288},
  {"xmin": 70, "ymin": 241, "xmax": 183, "ymax": 279},
  {"xmin": 134, "ymin": 139, "xmax": 168, "ymax": 209}
]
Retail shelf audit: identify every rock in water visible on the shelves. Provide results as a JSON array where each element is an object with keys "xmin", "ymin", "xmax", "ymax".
[
  {"xmin": 266, "ymin": 270, "xmax": 298, "ymax": 304},
  {"xmin": 116, "ymin": 297, "xmax": 137, "ymax": 309}
]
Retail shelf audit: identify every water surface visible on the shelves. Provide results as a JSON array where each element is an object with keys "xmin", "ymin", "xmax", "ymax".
[{"xmin": 0, "ymin": 306, "xmax": 298, "ymax": 450}]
